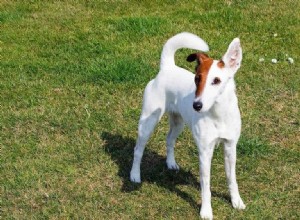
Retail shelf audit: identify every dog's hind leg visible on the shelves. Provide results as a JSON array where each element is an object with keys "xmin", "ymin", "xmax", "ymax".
[
  {"xmin": 224, "ymin": 140, "xmax": 246, "ymax": 210},
  {"xmin": 166, "ymin": 113, "xmax": 184, "ymax": 170},
  {"xmin": 130, "ymin": 106, "xmax": 164, "ymax": 183}
]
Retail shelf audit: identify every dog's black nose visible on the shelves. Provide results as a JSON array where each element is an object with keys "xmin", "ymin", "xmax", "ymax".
[{"xmin": 193, "ymin": 101, "xmax": 203, "ymax": 111}]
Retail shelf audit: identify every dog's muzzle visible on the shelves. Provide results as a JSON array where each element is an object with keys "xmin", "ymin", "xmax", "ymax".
[{"xmin": 193, "ymin": 101, "xmax": 203, "ymax": 112}]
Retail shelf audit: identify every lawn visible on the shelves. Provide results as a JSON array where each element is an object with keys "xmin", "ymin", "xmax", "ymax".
[{"xmin": 1, "ymin": 0, "xmax": 299, "ymax": 219}]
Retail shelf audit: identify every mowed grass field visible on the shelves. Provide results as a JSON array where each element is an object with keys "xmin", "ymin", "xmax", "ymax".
[{"xmin": 1, "ymin": 0, "xmax": 299, "ymax": 219}]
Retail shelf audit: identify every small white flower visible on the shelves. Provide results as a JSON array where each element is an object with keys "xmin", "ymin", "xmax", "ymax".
[
  {"xmin": 259, "ymin": 58, "xmax": 265, "ymax": 62},
  {"xmin": 273, "ymin": 33, "xmax": 278, "ymax": 37},
  {"xmin": 287, "ymin": 57, "xmax": 294, "ymax": 64},
  {"xmin": 271, "ymin": 59, "xmax": 278, "ymax": 64}
]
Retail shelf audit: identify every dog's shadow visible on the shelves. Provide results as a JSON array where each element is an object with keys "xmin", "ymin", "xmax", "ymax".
[{"xmin": 101, "ymin": 132, "xmax": 231, "ymax": 210}]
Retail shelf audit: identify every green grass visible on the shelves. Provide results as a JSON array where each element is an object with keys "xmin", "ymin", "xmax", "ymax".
[{"xmin": 1, "ymin": 0, "xmax": 299, "ymax": 219}]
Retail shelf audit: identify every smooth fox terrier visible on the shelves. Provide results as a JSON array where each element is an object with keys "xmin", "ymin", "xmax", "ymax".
[{"xmin": 130, "ymin": 32, "xmax": 246, "ymax": 219}]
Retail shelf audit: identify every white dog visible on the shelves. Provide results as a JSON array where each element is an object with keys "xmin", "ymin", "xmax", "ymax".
[{"xmin": 130, "ymin": 32, "xmax": 246, "ymax": 219}]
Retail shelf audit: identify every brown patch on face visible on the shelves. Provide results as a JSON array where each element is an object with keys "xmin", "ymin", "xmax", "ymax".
[{"xmin": 194, "ymin": 53, "xmax": 214, "ymax": 97}]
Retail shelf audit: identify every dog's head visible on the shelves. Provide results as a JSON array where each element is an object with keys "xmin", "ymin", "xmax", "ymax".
[{"xmin": 187, "ymin": 38, "xmax": 242, "ymax": 112}]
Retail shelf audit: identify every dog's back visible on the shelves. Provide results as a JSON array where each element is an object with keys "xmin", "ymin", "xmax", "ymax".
[{"xmin": 145, "ymin": 33, "xmax": 209, "ymax": 120}]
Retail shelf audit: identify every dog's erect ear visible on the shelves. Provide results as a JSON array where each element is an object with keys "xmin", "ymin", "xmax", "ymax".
[
  {"xmin": 222, "ymin": 38, "xmax": 242, "ymax": 73},
  {"xmin": 186, "ymin": 53, "xmax": 198, "ymax": 62}
]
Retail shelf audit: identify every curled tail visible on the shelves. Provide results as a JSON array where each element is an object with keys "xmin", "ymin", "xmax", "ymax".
[{"xmin": 160, "ymin": 32, "xmax": 209, "ymax": 69}]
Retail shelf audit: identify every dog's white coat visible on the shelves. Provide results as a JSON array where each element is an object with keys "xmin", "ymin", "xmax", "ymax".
[{"xmin": 130, "ymin": 32, "xmax": 245, "ymax": 219}]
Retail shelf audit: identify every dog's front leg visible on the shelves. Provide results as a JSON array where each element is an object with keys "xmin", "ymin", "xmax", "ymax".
[
  {"xmin": 197, "ymin": 139, "xmax": 215, "ymax": 220},
  {"xmin": 224, "ymin": 140, "xmax": 246, "ymax": 210}
]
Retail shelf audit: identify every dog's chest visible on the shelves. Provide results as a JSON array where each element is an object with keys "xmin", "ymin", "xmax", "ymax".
[
  {"xmin": 209, "ymin": 106, "xmax": 240, "ymax": 140},
  {"xmin": 213, "ymin": 119, "xmax": 229, "ymax": 139}
]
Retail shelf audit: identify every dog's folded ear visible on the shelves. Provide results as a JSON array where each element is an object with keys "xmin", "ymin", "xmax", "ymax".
[
  {"xmin": 186, "ymin": 53, "xmax": 198, "ymax": 62},
  {"xmin": 187, "ymin": 53, "xmax": 210, "ymax": 64}
]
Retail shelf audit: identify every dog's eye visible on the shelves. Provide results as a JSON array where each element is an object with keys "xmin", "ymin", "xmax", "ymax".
[
  {"xmin": 212, "ymin": 77, "xmax": 221, "ymax": 85},
  {"xmin": 194, "ymin": 75, "xmax": 201, "ymax": 84}
]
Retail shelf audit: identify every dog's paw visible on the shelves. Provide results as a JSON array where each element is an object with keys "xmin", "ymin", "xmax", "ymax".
[
  {"xmin": 200, "ymin": 206, "xmax": 213, "ymax": 220},
  {"xmin": 167, "ymin": 163, "xmax": 179, "ymax": 170},
  {"xmin": 130, "ymin": 171, "xmax": 141, "ymax": 183},
  {"xmin": 232, "ymin": 196, "xmax": 246, "ymax": 210},
  {"xmin": 167, "ymin": 160, "xmax": 180, "ymax": 170}
]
